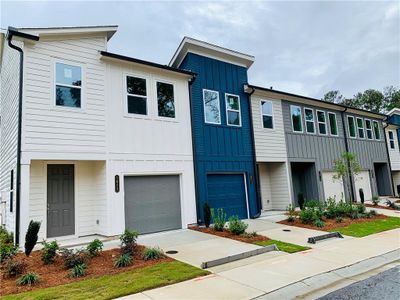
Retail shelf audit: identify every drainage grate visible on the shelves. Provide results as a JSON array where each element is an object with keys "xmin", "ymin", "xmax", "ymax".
[{"xmin": 166, "ymin": 250, "xmax": 178, "ymax": 254}]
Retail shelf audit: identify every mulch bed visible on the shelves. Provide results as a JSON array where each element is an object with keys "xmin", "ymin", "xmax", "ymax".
[
  {"xmin": 365, "ymin": 203, "xmax": 400, "ymax": 211},
  {"xmin": 278, "ymin": 214, "xmax": 387, "ymax": 231},
  {"xmin": 189, "ymin": 226, "xmax": 269, "ymax": 244},
  {"xmin": 0, "ymin": 245, "xmax": 172, "ymax": 296}
]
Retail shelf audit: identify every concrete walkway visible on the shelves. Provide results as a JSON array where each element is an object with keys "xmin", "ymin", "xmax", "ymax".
[{"xmin": 118, "ymin": 217, "xmax": 400, "ymax": 300}]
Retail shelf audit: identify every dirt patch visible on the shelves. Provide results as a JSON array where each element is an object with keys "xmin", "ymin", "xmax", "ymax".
[
  {"xmin": 0, "ymin": 245, "xmax": 172, "ymax": 296},
  {"xmin": 365, "ymin": 203, "xmax": 400, "ymax": 211},
  {"xmin": 278, "ymin": 214, "xmax": 387, "ymax": 231},
  {"xmin": 189, "ymin": 226, "xmax": 269, "ymax": 244}
]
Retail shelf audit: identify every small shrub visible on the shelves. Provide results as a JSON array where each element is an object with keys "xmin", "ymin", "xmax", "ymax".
[
  {"xmin": 286, "ymin": 204, "xmax": 296, "ymax": 222},
  {"xmin": 69, "ymin": 263, "xmax": 87, "ymax": 278},
  {"xmin": 41, "ymin": 240, "xmax": 59, "ymax": 264},
  {"xmin": 369, "ymin": 209, "xmax": 377, "ymax": 216},
  {"xmin": 241, "ymin": 231, "xmax": 257, "ymax": 238},
  {"xmin": 351, "ymin": 211, "xmax": 360, "ymax": 219},
  {"xmin": 372, "ymin": 196, "xmax": 380, "ymax": 206},
  {"xmin": 299, "ymin": 207, "xmax": 317, "ymax": 224},
  {"xmin": 335, "ymin": 216, "xmax": 343, "ymax": 223},
  {"xmin": 0, "ymin": 243, "xmax": 18, "ymax": 264},
  {"xmin": 4, "ymin": 259, "xmax": 27, "ymax": 278},
  {"xmin": 313, "ymin": 219, "xmax": 325, "ymax": 228},
  {"xmin": 228, "ymin": 216, "xmax": 248, "ymax": 235},
  {"xmin": 203, "ymin": 203, "xmax": 211, "ymax": 228},
  {"xmin": 287, "ymin": 215, "xmax": 295, "ymax": 222},
  {"xmin": 304, "ymin": 199, "xmax": 321, "ymax": 209},
  {"xmin": 114, "ymin": 253, "xmax": 132, "ymax": 268},
  {"xmin": 86, "ymin": 239, "xmax": 103, "ymax": 257},
  {"xmin": 60, "ymin": 248, "xmax": 87, "ymax": 269},
  {"xmin": 297, "ymin": 192, "xmax": 305, "ymax": 209},
  {"xmin": 0, "ymin": 227, "xmax": 14, "ymax": 244},
  {"xmin": 120, "ymin": 229, "xmax": 138, "ymax": 255},
  {"xmin": 324, "ymin": 197, "xmax": 338, "ymax": 219},
  {"xmin": 16, "ymin": 272, "xmax": 40, "ymax": 286},
  {"xmin": 211, "ymin": 208, "xmax": 226, "ymax": 231},
  {"xmin": 356, "ymin": 203, "xmax": 366, "ymax": 214},
  {"xmin": 336, "ymin": 200, "xmax": 353, "ymax": 217},
  {"xmin": 24, "ymin": 220, "xmax": 41, "ymax": 257},
  {"xmin": 143, "ymin": 247, "xmax": 165, "ymax": 261}
]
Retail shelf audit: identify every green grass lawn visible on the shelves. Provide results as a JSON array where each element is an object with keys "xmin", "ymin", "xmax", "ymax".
[
  {"xmin": 254, "ymin": 240, "xmax": 311, "ymax": 253},
  {"xmin": 3, "ymin": 261, "xmax": 209, "ymax": 300},
  {"xmin": 330, "ymin": 217, "xmax": 400, "ymax": 237}
]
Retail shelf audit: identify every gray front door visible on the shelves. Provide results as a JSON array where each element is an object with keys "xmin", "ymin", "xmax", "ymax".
[
  {"xmin": 47, "ymin": 164, "xmax": 75, "ymax": 238},
  {"xmin": 124, "ymin": 175, "xmax": 182, "ymax": 234}
]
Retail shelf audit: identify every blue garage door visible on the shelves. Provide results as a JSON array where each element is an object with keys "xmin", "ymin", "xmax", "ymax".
[{"xmin": 207, "ymin": 174, "xmax": 248, "ymax": 219}]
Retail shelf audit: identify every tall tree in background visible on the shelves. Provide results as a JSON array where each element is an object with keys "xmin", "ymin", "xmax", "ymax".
[
  {"xmin": 323, "ymin": 90, "xmax": 344, "ymax": 103},
  {"xmin": 384, "ymin": 86, "xmax": 400, "ymax": 112},
  {"xmin": 353, "ymin": 89, "xmax": 384, "ymax": 113}
]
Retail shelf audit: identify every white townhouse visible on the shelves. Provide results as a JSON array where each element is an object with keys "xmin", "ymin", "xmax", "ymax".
[
  {"xmin": 386, "ymin": 108, "xmax": 400, "ymax": 196},
  {"xmin": 0, "ymin": 26, "xmax": 197, "ymax": 244}
]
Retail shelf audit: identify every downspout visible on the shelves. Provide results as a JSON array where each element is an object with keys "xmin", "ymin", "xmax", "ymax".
[
  {"xmin": 383, "ymin": 120, "xmax": 396, "ymax": 196},
  {"xmin": 7, "ymin": 33, "xmax": 24, "ymax": 245},
  {"xmin": 246, "ymin": 86, "xmax": 262, "ymax": 218},
  {"xmin": 340, "ymin": 107, "xmax": 355, "ymax": 202}
]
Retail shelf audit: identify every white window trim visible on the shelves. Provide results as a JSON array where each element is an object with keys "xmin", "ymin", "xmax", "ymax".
[
  {"xmin": 316, "ymin": 110, "xmax": 327, "ymax": 135},
  {"xmin": 388, "ymin": 130, "xmax": 395, "ymax": 149},
  {"xmin": 365, "ymin": 119, "xmax": 373, "ymax": 140},
  {"xmin": 356, "ymin": 117, "xmax": 365, "ymax": 139},
  {"xmin": 347, "ymin": 115, "xmax": 356, "ymax": 138},
  {"xmin": 372, "ymin": 120, "xmax": 381, "ymax": 140},
  {"xmin": 155, "ymin": 79, "xmax": 177, "ymax": 120},
  {"xmin": 53, "ymin": 59, "xmax": 85, "ymax": 111},
  {"xmin": 291, "ymin": 105, "xmax": 303, "ymax": 133},
  {"xmin": 304, "ymin": 107, "xmax": 316, "ymax": 134},
  {"xmin": 225, "ymin": 93, "xmax": 242, "ymax": 127},
  {"xmin": 327, "ymin": 112, "xmax": 338, "ymax": 136},
  {"xmin": 260, "ymin": 100, "xmax": 274, "ymax": 130},
  {"xmin": 203, "ymin": 89, "xmax": 221, "ymax": 125},
  {"xmin": 124, "ymin": 73, "xmax": 150, "ymax": 118}
]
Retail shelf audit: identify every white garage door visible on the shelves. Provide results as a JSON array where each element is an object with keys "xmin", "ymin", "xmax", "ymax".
[
  {"xmin": 322, "ymin": 172, "xmax": 345, "ymax": 202},
  {"xmin": 354, "ymin": 171, "xmax": 372, "ymax": 202}
]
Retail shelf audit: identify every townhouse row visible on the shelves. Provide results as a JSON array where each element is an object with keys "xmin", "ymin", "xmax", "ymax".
[{"xmin": 0, "ymin": 25, "xmax": 397, "ymax": 244}]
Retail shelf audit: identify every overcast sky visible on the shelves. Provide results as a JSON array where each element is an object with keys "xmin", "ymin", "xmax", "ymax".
[{"xmin": 1, "ymin": 0, "xmax": 399, "ymax": 99}]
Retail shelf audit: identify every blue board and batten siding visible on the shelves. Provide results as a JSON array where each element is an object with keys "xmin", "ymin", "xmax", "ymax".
[{"xmin": 180, "ymin": 53, "xmax": 258, "ymax": 222}]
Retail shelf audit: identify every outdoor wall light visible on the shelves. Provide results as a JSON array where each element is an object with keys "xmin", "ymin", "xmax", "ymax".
[{"xmin": 115, "ymin": 175, "xmax": 120, "ymax": 193}]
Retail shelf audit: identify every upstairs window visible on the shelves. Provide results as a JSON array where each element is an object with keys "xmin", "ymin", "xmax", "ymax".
[
  {"xmin": 157, "ymin": 81, "xmax": 175, "ymax": 118},
  {"xmin": 388, "ymin": 131, "xmax": 395, "ymax": 149},
  {"xmin": 317, "ymin": 110, "xmax": 327, "ymax": 135},
  {"xmin": 356, "ymin": 117, "xmax": 365, "ymax": 138},
  {"xmin": 203, "ymin": 89, "xmax": 221, "ymax": 124},
  {"xmin": 365, "ymin": 119, "xmax": 373, "ymax": 139},
  {"xmin": 55, "ymin": 62, "xmax": 82, "ymax": 108},
  {"xmin": 291, "ymin": 105, "xmax": 303, "ymax": 132},
  {"xmin": 126, "ymin": 76, "xmax": 147, "ymax": 115},
  {"xmin": 304, "ymin": 108, "xmax": 315, "ymax": 134},
  {"xmin": 373, "ymin": 120, "xmax": 381, "ymax": 140},
  {"xmin": 225, "ymin": 94, "xmax": 241, "ymax": 126},
  {"xmin": 347, "ymin": 116, "xmax": 356, "ymax": 138},
  {"xmin": 261, "ymin": 100, "xmax": 273, "ymax": 129},
  {"xmin": 328, "ymin": 112, "xmax": 338, "ymax": 136}
]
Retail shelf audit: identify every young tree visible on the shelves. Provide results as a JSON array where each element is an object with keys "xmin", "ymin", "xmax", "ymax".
[{"xmin": 333, "ymin": 152, "xmax": 361, "ymax": 203}]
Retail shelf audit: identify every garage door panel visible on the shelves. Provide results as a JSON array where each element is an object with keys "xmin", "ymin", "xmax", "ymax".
[
  {"xmin": 124, "ymin": 175, "xmax": 181, "ymax": 234},
  {"xmin": 354, "ymin": 171, "xmax": 372, "ymax": 202},
  {"xmin": 322, "ymin": 171, "xmax": 345, "ymax": 202}
]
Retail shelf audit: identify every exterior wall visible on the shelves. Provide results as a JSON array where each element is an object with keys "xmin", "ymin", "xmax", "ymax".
[
  {"xmin": 386, "ymin": 125, "xmax": 400, "ymax": 171},
  {"xmin": 29, "ymin": 160, "xmax": 107, "ymax": 241},
  {"xmin": 0, "ymin": 40, "xmax": 22, "ymax": 233},
  {"xmin": 180, "ymin": 52, "xmax": 258, "ymax": 221},
  {"xmin": 393, "ymin": 171, "xmax": 400, "ymax": 196}
]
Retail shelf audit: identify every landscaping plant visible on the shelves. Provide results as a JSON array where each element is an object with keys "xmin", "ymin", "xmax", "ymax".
[
  {"xmin": 143, "ymin": 246, "xmax": 165, "ymax": 261},
  {"xmin": 70, "ymin": 263, "xmax": 87, "ymax": 278},
  {"xmin": 299, "ymin": 207, "xmax": 318, "ymax": 224},
  {"xmin": 41, "ymin": 240, "xmax": 59, "ymax": 264},
  {"xmin": 297, "ymin": 192, "xmax": 305, "ymax": 209},
  {"xmin": 313, "ymin": 219, "xmax": 325, "ymax": 228},
  {"xmin": 324, "ymin": 197, "xmax": 338, "ymax": 219},
  {"xmin": 24, "ymin": 220, "xmax": 41, "ymax": 257},
  {"xmin": 4, "ymin": 258, "xmax": 27, "ymax": 278},
  {"xmin": 203, "ymin": 203, "xmax": 211, "ymax": 228},
  {"xmin": 228, "ymin": 216, "xmax": 248, "ymax": 235},
  {"xmin": 0, "ymin": 226, "xmax": 14, "ymax": 244},
  {"xmin": 386, "ymin": 200, "xmax": 400, "ymax": 210},
  {"xmin": 60, "ymin": 248, "xmax": 88, "ymax": 269},
  {"xmin": 211, "ymin": 208, "xmax": 226, "ymax": 231},
  {"xmin": 120, "ymin": 229, "xmax": 138, "ymax": 255},
  {"xmin": 286, "ymin": 204, "xmax": 296, "ymax": 222},
  {"xmin": 16, "ymin": 272, "xmax": 40, "ymax": 286},
  {"xmin": 335, "ymin": 216, "xmax": 343, "ymax": 223},
  {"xmin": 114, "ymin": 253, "xmax": 133, "ymax": 268},
  {"xmin": 86, "ymin": 239, "xmax": 103, "ymax": 257},
  {"xmin": 0, "ymin": 243, "xmax": 18, "ymax": 264},
  {"xmin": 372, "ymin": 196, "xmax": 380, "ymax": 206}
]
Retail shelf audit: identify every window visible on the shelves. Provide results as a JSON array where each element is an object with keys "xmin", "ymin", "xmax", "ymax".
[
  {"xmin": 261, "ymin": 100, "xmax": 273, "ymax": 129},
  {"xmin": 304, "ymin": 108, "xmax": 315, "ymax": 134},
  {"xmin": 373, "ymin": 120, "xmax": 381, "ymax": 140},
  {"xmin": 203, "ymin": 89, "xmax": 221, "ymax": 124},
  {"xmin": 356, "ymin": 117, "xmax": 365, "ymax": 138},
  {"xmin": 365, "ymin": 119, "xmax": 373, "ymax": 139},
  {"xmin": 347, "ymin": 116, "xmax": 356, "ymax": 138},
  {"xmin": 55, "ymin": 62, "xmax": 82, "ymax": 108},
  {"xmin": 225, "ymin": 94, "xmax": 241, "ymax": 126},
  {"xmin": 317, "ymin": 110, "xmax": 327, "ymax": 135},
  {"xmin": 126, "ymin": 76, "xmax": 147, "ymax": 115},
  {"xmin": 157, "ymin": 81, "xmax": 175, "ymax": 118},
  {"xmin": 328, "ymin": 112, "xmax": 338, "ymax": 136},
  {"xmin": 291, "ymin": 105, "xmax": 303, "ymax": 132},
  {"xmin": 388, "ymin": 131, "xmax": 395, "ymax": 149}
]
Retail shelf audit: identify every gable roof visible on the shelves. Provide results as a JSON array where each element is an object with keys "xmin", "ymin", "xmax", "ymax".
[{"xmin": 169, "ymin": 36, "xmax": 254, "ymax": 69}]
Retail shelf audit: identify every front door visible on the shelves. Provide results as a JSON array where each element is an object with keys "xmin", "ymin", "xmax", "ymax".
[{"xmin": 47, "ymin": 164, "xmax": 75, "ymax": 238}]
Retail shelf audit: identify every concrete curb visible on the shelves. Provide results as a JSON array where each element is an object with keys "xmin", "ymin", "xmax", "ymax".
[
  {"xmin": 254, "ymin": 248, "xmax": 400, "ymax": 299},
  {"xmin": 201, "ymin": 244, "xmax": 278, "ymax": 269}
]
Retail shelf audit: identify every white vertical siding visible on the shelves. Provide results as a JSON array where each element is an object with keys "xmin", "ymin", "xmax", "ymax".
[
  {"xmin": 386, "ymin": 127, "xmax": 400, "ymax": 171},
  {"xmin": 259, "ymin": 164, "xmax": 272, "ymax": 210}
]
